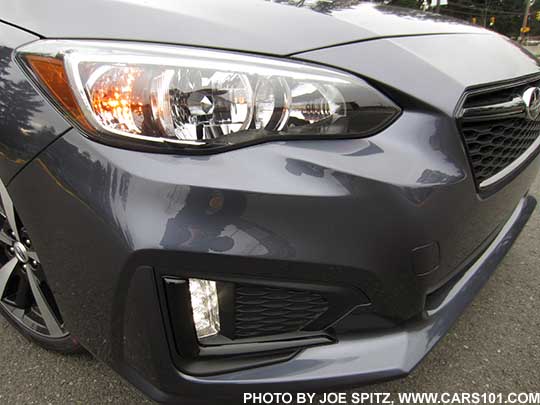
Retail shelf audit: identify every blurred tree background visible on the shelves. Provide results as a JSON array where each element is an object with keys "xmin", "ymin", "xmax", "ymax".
[
  {"xmin": 414, "ymin": 0, "xmax": 534, "ymax": 39},
  {"xmin": 274, "ymin": 0, "xmax": 540, "ymax": 41}
]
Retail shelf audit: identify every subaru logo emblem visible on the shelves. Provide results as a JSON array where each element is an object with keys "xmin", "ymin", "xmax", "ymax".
[{"xmin": 522, "ymin": 87, "xmax": 540, "ymax": 120}]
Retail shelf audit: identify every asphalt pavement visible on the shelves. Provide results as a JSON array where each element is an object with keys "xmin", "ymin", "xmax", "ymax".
[{"xmin": 0, "ymin": 176, "xmax": 539, "ymax": 404}]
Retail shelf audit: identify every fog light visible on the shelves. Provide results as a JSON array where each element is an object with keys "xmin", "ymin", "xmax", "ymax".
[{"xmin": 188, "ymin": 278, "xmax": 220, "ymax": 339}]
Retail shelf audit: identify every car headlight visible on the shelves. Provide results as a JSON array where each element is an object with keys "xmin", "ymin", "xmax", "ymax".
[{"xmin": 16, "ymin": 40, "xmax": 400, "ymax": 153}]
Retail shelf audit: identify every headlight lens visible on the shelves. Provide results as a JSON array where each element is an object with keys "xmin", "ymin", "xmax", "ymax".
[{"xmin": 16, "ymin": 40, "xmax": 400, "ymax": 153}]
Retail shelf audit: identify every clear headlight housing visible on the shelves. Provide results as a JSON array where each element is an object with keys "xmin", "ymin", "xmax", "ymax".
[{"xmin": 16, "ymin": 40, "xmax": 400, "ymax": 153}]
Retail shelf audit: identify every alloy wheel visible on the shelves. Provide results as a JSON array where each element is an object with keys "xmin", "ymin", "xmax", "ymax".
[{"xmin": 0, "ymin": 181, "xmax": 67, "ymax": 338}]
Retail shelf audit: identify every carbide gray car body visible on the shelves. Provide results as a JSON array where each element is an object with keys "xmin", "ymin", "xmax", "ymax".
[{"xmin": 0, "ymin": 1, "xmax": 539, "ymax": 403}]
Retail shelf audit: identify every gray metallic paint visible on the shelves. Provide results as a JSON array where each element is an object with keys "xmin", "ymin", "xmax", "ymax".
[
  {"xmin": 294, "ymin": 33, "xmax": 540, "ymax": 116},
  {"xmin": 0, "ymin": 24, "xmax": 70, "ymax": 183},
  {"xmin": 7, "ymin": 123, "xmax": 539, "ymax": 400},
  {"xmin": 1, "ymin": 1, "xmax": 488, "ymax": 56},
  {"xmin": 0, "ymin": 3, "xmax": 539, "ymax": 403},
  {"xmin": 199, "ymin": 194, "xmax": 537, "ymax": 386}
]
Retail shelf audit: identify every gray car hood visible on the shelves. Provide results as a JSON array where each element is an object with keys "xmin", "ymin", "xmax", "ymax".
[{"xmin": 0, "ymin": 0, "xmax": 489, "ymax": 55}]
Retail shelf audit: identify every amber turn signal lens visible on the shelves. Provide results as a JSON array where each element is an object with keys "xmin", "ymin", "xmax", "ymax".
[{"xmin": 24, "ymin": 54, "xmax": 91, "ymax": 130}]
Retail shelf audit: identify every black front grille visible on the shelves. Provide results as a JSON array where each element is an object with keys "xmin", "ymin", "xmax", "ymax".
[
  {"xmin": 461, "ymin": 117, "xmax": 540, "ymax": 184},
  {"xmin": 458, "ymin": 77, "xmax": 540, "ymax": 187},
  {"xmin": 233, "ymin": 285, "xmax": 328, "ymax": 339}
]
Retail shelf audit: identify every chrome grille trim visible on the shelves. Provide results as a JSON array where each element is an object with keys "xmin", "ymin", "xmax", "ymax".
[
  {"xmin": 479, "ymin": 134, "xmax": 540, "ymax": 187},
  {"xmin": 460, "ymin": 95, "xmax": 526, "ymax": 121},
  {"xmin": 457, "ymin": 75, "xmax": 540, "ymax": 190}
]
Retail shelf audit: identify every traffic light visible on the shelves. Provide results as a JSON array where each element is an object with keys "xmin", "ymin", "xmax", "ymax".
[
  {"xmin": 521, "ymin": 26, "xmax": 531, "ymax": 33},
  {"xmin": 489, "ymin": 16, "xmax": 495, "ymax": 26},
  {"xmin": 536, "ymin": 11, "xmax": 540, "ymax": 21},
  {"xmin": 472, "ymin": 16, "xmax": 477, "ymax": 24}
]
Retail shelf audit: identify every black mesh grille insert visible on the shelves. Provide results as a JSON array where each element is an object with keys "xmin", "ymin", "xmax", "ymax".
[
  {"xmin": 461, "ymin": 117, "xmax": 540, "ymax": 184},
  {"xmin": 459, "ymin": 78, "xmax": 540, "ymax": 187},
  {"xmin": 234, "ymin": 285, "xmax": 328, "ymax": 339}
]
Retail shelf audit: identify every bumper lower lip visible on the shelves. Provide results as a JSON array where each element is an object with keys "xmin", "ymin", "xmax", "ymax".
[{"xmin": 195, "ymin": 194, "xmax": 535, "ymax": 387}]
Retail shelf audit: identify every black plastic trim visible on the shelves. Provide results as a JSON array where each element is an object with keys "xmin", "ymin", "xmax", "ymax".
[
  {"xmin": 122, "ymin": 249, "xmax": 371, "ymax": 376},
  {"xmin": 157, "ymin": 275, "xmax": 337, "ymax": 376},
  {"xmin": 454, "ymin": 73, "xmax": 540, "ymax": 196}
]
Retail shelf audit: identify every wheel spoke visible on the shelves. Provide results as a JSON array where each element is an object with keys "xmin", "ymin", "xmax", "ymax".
[
  {"xmin": 27, "ymin": 251, "xmax": 39, "ymax": 262},
  {"xmin": 0, "ymin": 182, "xmax": 19, "ymax": 241},
  {"xmin": 26, "ymin": 270, "xmax": 64, "ymax": 337},
  {"xmin": 0, "ymin": 183, "xmax": 67, "ymax": 339},
  {"xmin": 0, "ymin": 229, "xmax": 14, "ymax": 246},
  {"xmin": 0, "ymin": 257, "xmax": 18, "ymax": 298}
]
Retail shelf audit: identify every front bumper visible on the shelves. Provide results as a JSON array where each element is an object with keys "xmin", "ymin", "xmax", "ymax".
[
  {"xmin": 7, "ymin": 114, "xmax": 540, "ymax": 401},
  {"xmin": 201, "ymin": 193, "xmax": 535, "ymax": 388}
]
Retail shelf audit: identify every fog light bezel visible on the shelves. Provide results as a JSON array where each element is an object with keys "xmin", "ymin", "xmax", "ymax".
[{"xmin": 157, "ymin": 265, "xmax": 369, "ymax": 377}]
